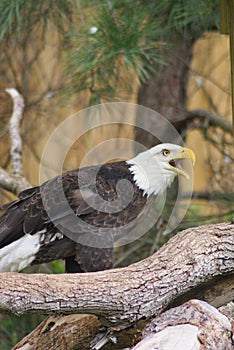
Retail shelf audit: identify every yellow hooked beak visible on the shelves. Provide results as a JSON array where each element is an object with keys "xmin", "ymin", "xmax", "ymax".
[{"xmin": 168, "ymin": 147, "xmax": 196, "ymax": 179}]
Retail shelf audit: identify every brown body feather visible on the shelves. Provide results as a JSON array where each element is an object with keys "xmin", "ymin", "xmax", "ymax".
[{"xmin": 0, "ymin": 161, "xmax": 152, "ymax": 272}]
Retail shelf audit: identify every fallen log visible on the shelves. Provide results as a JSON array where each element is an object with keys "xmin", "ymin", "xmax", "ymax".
[
  {"xmin": 12, "ymin": 314, "xmax": 100, "ymax": 350},
  {"xmin": 132, "ymin": 299, "xmax": 234, "ymax": 350}
]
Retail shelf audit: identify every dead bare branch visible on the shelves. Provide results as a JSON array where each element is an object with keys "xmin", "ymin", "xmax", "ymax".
[
  {"xmin": 0, "ymin": 167, "xmax": 30, "ymax": 196},
  {"xmin": 5, "ymin": 88, "xmax": 25, "ymax": 176},
  {"xmin": 184, "ymin": 108, "xmax": 232, "ymax": 134},
  {"xmin": 0, "ymin": 89, "xmax": 30, "ymax": 195}
]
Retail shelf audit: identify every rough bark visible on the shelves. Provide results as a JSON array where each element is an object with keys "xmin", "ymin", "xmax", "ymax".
[
  {"xmin": 12, "ymin": 300, "xmax": 234, "ymax": 350},
  {"xmin": 132, "ymin": 299, "xmax": 234, "ymax": 350},
  {"xmin": 136, "ymin": 30, "xmax": 194, "ymax": 147},
  {"xmin": 13, "ymin": 314, "xmax": 144, "ymax": 350},
  {"xmin": 0, "ymin": 222, "xmax": 234, "ymax": 329},
  {"xmin": 12, "ymin": 314, "xmax": 100, "ymax": 350}
]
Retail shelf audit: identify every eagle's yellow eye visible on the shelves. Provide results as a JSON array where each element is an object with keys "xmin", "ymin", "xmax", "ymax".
[{"xmin": 162, "ymin": 149, "xmax": 170, "ymax": 156}]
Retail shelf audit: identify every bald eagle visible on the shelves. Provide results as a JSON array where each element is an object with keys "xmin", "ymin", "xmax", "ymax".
[{"xmin": 0, "ymin": 143, "xmax": 195, "ymax": 273}]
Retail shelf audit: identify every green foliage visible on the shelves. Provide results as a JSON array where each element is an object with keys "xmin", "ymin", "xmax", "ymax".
[
  {"xmin": 0, "ymin": 0, "xmax": 71, "ymax": 40},
  {"xmin": 66, "ymin": 2, "xmax": 165, "ymax": 102},
  {"xmin": 65, "ymin": 0, "xmax": 219, "ymax": 102},
  {"xmin": 165, "ymin": 0, "xmax": 219, "ymax": 34},
  {"xmin": 48, "ymin": 259, "xmax": 65, "ymax": 273},
  {"xmin": 0, "ymin": 314, "xmax": 45, "ymax": 350}
]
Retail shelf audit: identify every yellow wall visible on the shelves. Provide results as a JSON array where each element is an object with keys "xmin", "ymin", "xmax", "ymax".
[{"xmin": 186, "ymin": 32, "xmax": 232, "ymax": 192}]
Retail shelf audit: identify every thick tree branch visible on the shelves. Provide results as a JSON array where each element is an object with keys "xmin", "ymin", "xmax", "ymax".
[{"xmin": 0, "ymin": 222, "xmax": 234, "ymax": 329}]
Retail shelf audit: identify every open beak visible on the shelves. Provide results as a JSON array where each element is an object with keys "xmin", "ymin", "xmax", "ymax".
[{"xmin": 168, "ymin": 147, "xmax": 196, "ymax": 179}]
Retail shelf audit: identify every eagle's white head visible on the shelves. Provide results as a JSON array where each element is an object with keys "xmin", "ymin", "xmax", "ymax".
[{"xmin": 127, "ymin": 143, "xmax": 195, "ymax": 197}]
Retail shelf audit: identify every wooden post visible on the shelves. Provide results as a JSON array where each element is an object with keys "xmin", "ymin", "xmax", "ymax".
[{"xmin": 219, "ymin": 0, "xmax": 234, "ymax": 135}]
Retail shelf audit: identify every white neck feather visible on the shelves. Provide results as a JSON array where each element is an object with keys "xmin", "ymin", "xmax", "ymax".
[{"xmin": 126, "ymin": 151, "xmax": 176, "ymax": 197}]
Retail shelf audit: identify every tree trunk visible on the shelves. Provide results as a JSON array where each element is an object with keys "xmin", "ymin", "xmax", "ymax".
[
  {"xmin": 1, "ymin": 222, "xmax": 234, "ymax": 330},
  {"xmin": 136, "ymin": 30, "xmax": 194, "ymax": 147}
]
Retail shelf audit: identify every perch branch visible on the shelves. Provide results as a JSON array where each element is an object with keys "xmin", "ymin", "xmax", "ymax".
[{"xmin": 0, "ymin": 222, "xmax": 234, "ymax": 328}]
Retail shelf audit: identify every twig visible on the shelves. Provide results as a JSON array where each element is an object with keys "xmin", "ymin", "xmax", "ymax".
[
  {"xmin": 186, "ymin": 108, "xmax": 232, "ymax": 134},
  {"xmin": 181, "ymin": 190, "xmax": 234, "ymax": 201},
  {"xmin": 5, "ymin": 88, "xmax": 25, "ymax": 177}
]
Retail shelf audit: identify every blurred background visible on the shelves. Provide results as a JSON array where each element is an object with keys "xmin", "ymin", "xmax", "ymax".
[{"xmin": 0, "ymin": 1, "xmax": 233, "ymax": 348}]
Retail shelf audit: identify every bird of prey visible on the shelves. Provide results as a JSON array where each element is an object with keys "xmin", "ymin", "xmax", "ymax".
[{"xmin": 0, "ymin": 143, "xmax": 195, "ymax": 273}]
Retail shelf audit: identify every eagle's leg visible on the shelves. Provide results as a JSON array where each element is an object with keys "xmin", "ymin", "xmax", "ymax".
[
  {"xmin": 65, "ymin": 256, "xmax": 84, "ymax": 273},
  {"xmin": 68, "ymin": 243, "xmax": 114, "ymax": 273}
]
